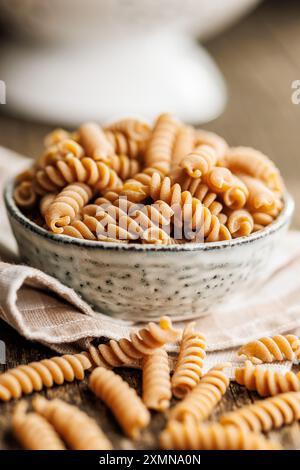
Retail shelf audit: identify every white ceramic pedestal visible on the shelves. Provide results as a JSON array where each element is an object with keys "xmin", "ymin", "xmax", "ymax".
[{"xmin": 0, "ymin": 32, "xmax": 226, "ymax": 125}]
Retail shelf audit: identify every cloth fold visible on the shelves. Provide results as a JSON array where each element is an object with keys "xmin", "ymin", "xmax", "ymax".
[{"xmin": 0, "ymin": 146, "xmax": 299, "ymax": 375}]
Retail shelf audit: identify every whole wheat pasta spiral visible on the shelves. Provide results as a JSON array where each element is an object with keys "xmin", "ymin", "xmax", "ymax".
[
  {"xmin": 33, "ymin": 396, "xmax": 112, "ymax": 450},
  {"xmin": 104, "ymin": 118, "xmax": 151, "ymax": 142},
  {"xmin": 205, "ymin": 167, "xmax": 249, "ymax": 209},
  {"xmin": 0, "ymin": 352, "xmax": 92, "ymax": 401},
  {"xmin": 239, "ymin": 174, "xmax": 280, "ymax": 215},
  {"xmin": 61, "ymin": 216, "xmax": 127, "ymax": 243},
  {"xmin": 118, "ymin": 164, "xmax": 167, "ymax": 203},
  {"xmin": 172, "ymin": 125, "xmax": 194, "ymax": 169},
  {"xmin": 13, "ymin": 180, "xmax": 37, "ymax": 208},
  {"xmin": 176, "ymin": 176, "xmax": 224, "ymax": 220},
  {"xmin": 142, "ymin": 348, "xmax": 171, "ymax": 411},
  {"xmin": 34, "ymin": 156, "xmax": 122, "ymax": 194},
  {"xmin": 238, "ymin": 334, "xmax": 300, "ymax": 364},
  {"xmin": 104, "ymin": 130, "xmax": 144, "ymax": 159},
  {"xmin": 12, "ymin": 401, "xmax": 65, "ymax": 450},
  {"xmin": 160, "ymin": 421, "xmax": 281, "ymax": 450},
  {"xmin": 140, "ymin": 172, "xmax": 231, "ymax": 242},
  {"xmin": 223, "ymin": 146, "xmax": 284, "ymax": 193},
  {"xmin": 37, "ymin": 139, "xmax": 84, "ymax": 168},
  {"xmin": 169, "ymin": 363, "xmax": 230, "ymax": 423},
  {"xmin": 45, "ymin": 183, "xmax": 92, "ymax": 233},
  {"xmin": 98, "ymin": 154, "xmax": 141, "ymax": 180},
  {"xmin": 226, "ymin": 209, "xmax": 254, "ymax": 238},
  {"xmin": 171, "ymin": 322, "xmax": 206, "ymax": 399},
  {"xmin": 252, "ymin": 212, "xmax": 274, "ymax": 232},
  {"xmin": 181, "ymin": 145, "xmax": 217, "ymax": 178},
  {"xmin": 220, "ymin": 391, "xmax": 300, "ymax": 433},
  {"xmin": 145, "ymin": 113, "xmax": 179, "ymax": 174},
  {"xmin": 89, "ymin": 366, "xmax": 150, "ymax": 438},
  {"xmin": 81, "ymin": 199, "xmax": 172, "ymax": 242},
  {"xmin": 88, "ymin": 316, "xmax": 179, "ymax": 368},
  {"xmin": 39, "ymin": 193, "xmax": 56, "ymax": 217},
  {"xmin": 194, "ymin": 129, "xmax": 228, "ymax": 160},
  {"xmin": 44, "ymin": 128, "xmax": 71, "ymax": 147},
  {"xmin": 79, "ymin": 122, "xmax": 114, "ymax": 160},
  {"xmin": 235, "ymin": 360, "xmax": 300, "ymax": 397}
]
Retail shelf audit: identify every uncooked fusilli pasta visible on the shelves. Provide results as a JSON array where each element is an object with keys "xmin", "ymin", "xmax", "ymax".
[
  {"xmin": 12, "ymin": 401, "xmax": 65, "ymax": 450},
  {"xmin": 88, "ymin": 316, "xmax": 179, "ymax": 368},
  {"xmin": 171, "ymin": 322, "xmax": 206, "ymax": 398},
  {"xmin": 169, "ymin": 364, "xmax": 230, "ymax": 423},
  {"xmin": 13, "ymin": 114, "xmax": 285, "ymax": 244},
  {"xmin": 220, "ymin": 391, "xmax": 300, "ymax": 432},
  {"xmin": 237, "ymin": 334, "xmax": 300, "ymax": 363},
  {"xmin": 33, "ymin": 396, "xmax": 112, "ymax": 450},
  {"xmin": 235, "ymin": 360, "xmax": 300, "ymax": 397},
  {"xmin": 142, "ymin": 348, "xmax": 171, "ymax": 411},
  {"xmin": 45, "ymin": 182, "xmax": 92, "ymax": 233},
  {"xmin": 89, "ymin": 366, "xmax": 150, "ymax": 439},
  {"xmin": 0, "ymin": 352, "xmax": 92, "ymax": 401},
  {"xmin": 160, "ymin": 421, "xmax": 281, "ymax": 450}
]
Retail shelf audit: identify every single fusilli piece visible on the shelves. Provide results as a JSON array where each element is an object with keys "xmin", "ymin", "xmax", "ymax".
[
  {"xmin": 33, "ymin": 156, "xmax": 122, "ymax": 194},
  {"xmin": 89, "ymin": 367, "xmax": 150, "ymax": 439},
  {"xmin": 239, "ymin": 174, "xmax": 281, "ymax": 216},
  {"xmin": 172, "ymin": 125, "xmax": 195, "ymax": 169},
  {"xmin": 37, "ymin": 139, "xmax": 84, "ymax": 168},
  {"xmin": 80, "ymin": 198, "xmax": 172, "ymax": 243},
  {"xmin": 171, "ymin": 322, "xmax": 206, "ymax": 399},
  {"xmin": 145, "ymin": 172, "xmax": 231, "ymax": 242},
  {"xmin": 226, "ymin": 209, "xmax": 254, "ymax": 238},
  {"xmin": 235, "ymin": 360, "xmax": 300, "ymax": 397},
  {"xmin": 39, "ymin": 193, "xmax": 56, "ymax": 217},
  {"xmin": 174, "ymin": 176, "xmax": 225, "ymax": 221},
  {"xmin": 205, "ymin": 167, "xmax": 249, "ymax": 210},
  {"xmin": 98, "ymin": 154, "xmax": 141, "ymax": 180},
  {"xmin": 44, "ymin": 128, "xmax": 79, "ymax": 148},
  {"xmin": 160, "ymin": 421, "xmax": 281, "ymax": 450},
  {"xmin": 237, "ymin": 334, "xmax": 300, "ymax": 364},
  {"xmin": 45, "ymin": 183, "xmax": 92, "ymax": 233},
  {"xmin": 79, "ymin": 122, "xmax": 114, "ymax": 160},
  {"xmin": 194, "ymin": 129, "xmax": 228, "ymax": 160},
  {"xmin": 252, "ymin": 212, "xmax": 275, "ymax": 232},
  {"xmin": 181, "ymin": 145, "xmax": 218, "ymax": 178},
  {"xmin": 12, "ymin": 401, "xmax": 65, "ymax": 450},
  {"xmin": 145, "ymin": 113, "xmax": 179, "ymax": 175},
  {"xmin": 104, "ymin": 130, "xmax": 145, "ymax": 159},
  {"xmin": 142, "ymin": 348, "xmax": 171, "ymax": 411},
  {"xmin": 117, "ymin": 165, "xmax": 167, "ymax": 203},
  {"xmin": 104, "ymin": 118, "xmax": 151, "ymax": 142},
  {"xmin": 13, "ymin": 180, "xmax": 37, "ymax": 208},
  {"xmin": 169, "ymin": 364, "xmax": 230, "ymax": 423},
  {"xmin": 33, "ymin": 396, "xmax": 112, "ymax": 450},
  {"xmin": 222, "ymin": 146, "xmax": 284, "ymax": 193},
  {"xmin": 0, "ymin": 352, "xmax": 92, "ymax": 401},
  {"xmin": 87, "ymin": 316, "xmax": 179, "ymax": 368},
  {"xmin": 220, "ymin": 391, "xmax": 300, "ymax": 432}
]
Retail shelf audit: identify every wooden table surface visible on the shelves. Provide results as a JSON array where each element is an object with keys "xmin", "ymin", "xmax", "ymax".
[{"xmin": 1, "ymin": 0, "xmax": 300, "ymax": 450}]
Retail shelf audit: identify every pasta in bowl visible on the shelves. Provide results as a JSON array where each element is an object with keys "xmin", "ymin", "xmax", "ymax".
[{"xmin": 4, "ymin": 115, "xmax": 294, "ymax": 321}]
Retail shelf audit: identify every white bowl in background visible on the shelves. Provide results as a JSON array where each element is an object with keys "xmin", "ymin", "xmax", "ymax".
[{"xmin": 0, "ymin": 0, "xmax": 260, "ymax": 124}]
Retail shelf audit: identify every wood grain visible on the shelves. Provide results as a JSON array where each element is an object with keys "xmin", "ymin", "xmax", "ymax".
[{"xmin": 0, "ymin": 0, "xmax": 300, "ymax": 450}]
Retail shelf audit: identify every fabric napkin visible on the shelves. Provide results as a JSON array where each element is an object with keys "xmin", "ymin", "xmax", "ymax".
[{"xmin": 1, "ymin": 146, "xmax": 299, "ymax": 376}]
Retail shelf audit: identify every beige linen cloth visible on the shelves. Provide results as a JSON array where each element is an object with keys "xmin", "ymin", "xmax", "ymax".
[{"xmin": 1, "ymin": 146, "xmax": 300, "ymax": 375}]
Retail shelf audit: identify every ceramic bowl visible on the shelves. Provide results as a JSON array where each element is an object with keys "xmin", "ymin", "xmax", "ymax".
[{"xmin": 4, "ymin": 180, "xmax": 294, "ymax": 321}]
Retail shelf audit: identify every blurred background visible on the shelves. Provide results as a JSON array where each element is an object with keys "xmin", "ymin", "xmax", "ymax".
[{"xmin": 0, "ymin": 0, "xmax": 299, "ymax": 226}]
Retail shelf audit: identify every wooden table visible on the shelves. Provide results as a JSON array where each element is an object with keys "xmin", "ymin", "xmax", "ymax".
[{"xmin": 0, "ymin": 0, "xmax": 300, "ymax": 450}]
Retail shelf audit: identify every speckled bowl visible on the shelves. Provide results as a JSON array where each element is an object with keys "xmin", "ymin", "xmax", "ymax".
[{"xmin": 4, "ymin": 180, "xmax": 294, "ymax": 321}]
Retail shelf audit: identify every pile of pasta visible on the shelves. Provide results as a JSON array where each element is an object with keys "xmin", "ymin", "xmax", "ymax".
[
  {"xmin": 2, "ymin": 316, "xmax": 300, "ymax": 450},
  {"xmin": 13, "ymin": 114, "xmax": 285, "ymax": 244}
]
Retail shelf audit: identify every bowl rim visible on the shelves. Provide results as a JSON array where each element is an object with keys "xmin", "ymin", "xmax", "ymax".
[{"xmin": 4, "ymin": 178, "xmax": 295, "ymax": 252}]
